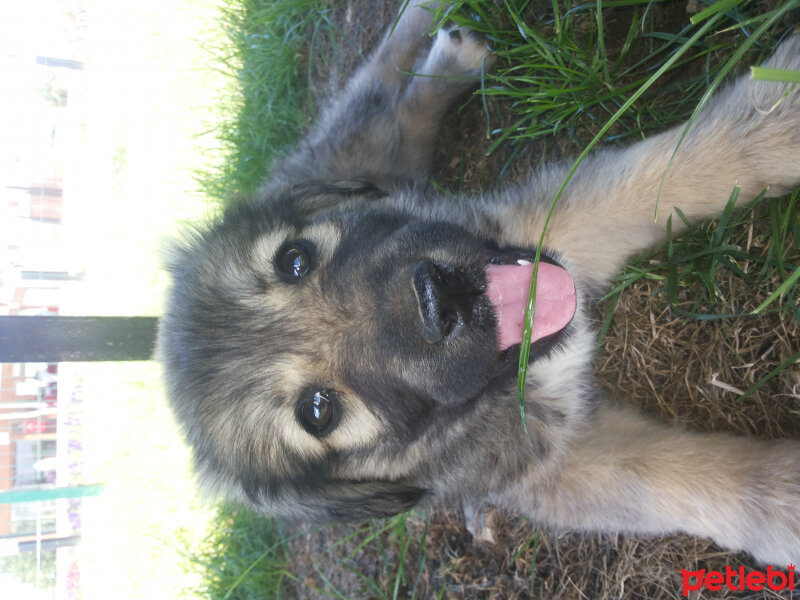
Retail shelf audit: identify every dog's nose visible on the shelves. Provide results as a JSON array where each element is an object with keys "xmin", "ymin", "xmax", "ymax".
[{"xmin": 412, "ymin": 261, "xmax": 475, "ymax": 343}]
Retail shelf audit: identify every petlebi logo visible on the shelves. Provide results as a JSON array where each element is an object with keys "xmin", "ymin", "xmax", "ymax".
[{"xmin": 681, "ymin": 564, "xmax": 796, "ymax": 596}]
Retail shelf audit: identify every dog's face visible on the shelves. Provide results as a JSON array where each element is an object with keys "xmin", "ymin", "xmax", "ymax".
[{"xmin": 159, "ymin": 181, "xmax": 578, "ymax": 520}]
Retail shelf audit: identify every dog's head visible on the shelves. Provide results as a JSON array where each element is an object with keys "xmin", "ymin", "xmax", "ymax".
[{"xmin": 158, "ymin": 181, "xmax": 577, "ymax": 520}]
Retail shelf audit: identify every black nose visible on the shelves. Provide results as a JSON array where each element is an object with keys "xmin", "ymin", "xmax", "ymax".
[{"xmin": 412, "ymin": 261, "xmax": 477, "ymax": 343}]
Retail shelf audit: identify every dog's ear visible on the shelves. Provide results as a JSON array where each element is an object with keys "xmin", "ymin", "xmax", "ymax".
[
  {"xmin": 289, "ymin": 179, "xmax": 387, "ymax": 217},
  {"xmin": 320, "ymin": 480, "xmax": 426, "ymax": 521},
  {"xmin": 223, "ymin": 179, "xmax": 386, "ymax": 231},
  {"xmin": 328, "ymin": 178, "xmax": 387, "ymax": 199}
]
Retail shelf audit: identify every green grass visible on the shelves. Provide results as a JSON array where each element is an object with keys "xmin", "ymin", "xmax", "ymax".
[
  {"xmin": 185, "ymin": 504, "xmax": 292, "ymax": 599},
  {"xmin": 595, "ymin": 188, "xmax": 800, "ymax": 398},
  {"xmin": 185, "ymin": 0, "xmax": 799, "ymax": 597},
  {"xmin": 442, "ymin": 0, "xmax": 796, "ymax": 153},
  {"xmin": 187, "ymin": 510, "xmax": 432, "ymax": 599},
  {"xmin": 197, "ymin": 0, "xmax": 336, "ymax": 200},
  {"xmin": 604, "ymin": 190, "xmax": 800, "ymax": 321},
  {"xmin": 185, "ymin": 510, "xmax": 433, "ymax": 599}
]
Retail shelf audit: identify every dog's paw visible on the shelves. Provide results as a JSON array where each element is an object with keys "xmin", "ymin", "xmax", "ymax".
[
  {"xmin": 463, "ymin": 502, "xmax": 497, "ymax": 544},
  {"xmin": 422, "ymin": 26, "xmax": 495, "ymax": 79},
  {"xmin": 440, "ymin": 27, "xmax": 495, "ymax": 74},
  {"xmin": 391, "ymin": 1, "xmax": 440, "ymax": 41}
]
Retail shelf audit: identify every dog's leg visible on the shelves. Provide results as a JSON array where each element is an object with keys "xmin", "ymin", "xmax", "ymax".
[
  {"xmin": 489, "ymin": 35, "xmax": 800, "ymax": 291},
  {"xmin": 390, "ymin": 26, "xmax": 495, "ymax": 176},
  {"xmin": 507, "ymin": 401, "xmax": 800, "ymax": 564},
  {"xmin": 267, "ymin": 2, "xmax": 492, "ymax": 191}
]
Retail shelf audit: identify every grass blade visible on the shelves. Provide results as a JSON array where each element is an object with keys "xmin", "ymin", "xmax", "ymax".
[
  {"xmin": 752, "ymin": 266, "xmax": 800, "ymax": 314},
  {"xmin": 738, "ymin": 349, "xmax": 800, "ymax": 401},
  {"xmin": 750, "ymin": 66, "xmax": 800, "ymax": 83}
]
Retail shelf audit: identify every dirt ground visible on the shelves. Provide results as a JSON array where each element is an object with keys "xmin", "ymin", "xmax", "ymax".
[{"xmin": 282, "ymin": 1, "xmax": 800, "ymax": 598}]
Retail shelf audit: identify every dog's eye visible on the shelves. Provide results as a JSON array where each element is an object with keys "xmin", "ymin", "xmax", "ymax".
[
  {"xmin": 299, "ymin": 390, "xmax": 338, "ymax": 435},
  {"xmin": 275, "ymin": 241, "xmax": 314, "ymax": 279}
]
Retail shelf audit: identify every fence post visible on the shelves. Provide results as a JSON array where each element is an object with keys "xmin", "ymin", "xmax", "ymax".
[{"xmin": 0, "ymin": 316, "xmax": 158, "ymax": 362}]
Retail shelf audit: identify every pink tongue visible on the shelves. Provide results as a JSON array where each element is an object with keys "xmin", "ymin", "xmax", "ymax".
[{"xmin": 485, "ymin": 262, "xmax": 576, "ymax": 351}]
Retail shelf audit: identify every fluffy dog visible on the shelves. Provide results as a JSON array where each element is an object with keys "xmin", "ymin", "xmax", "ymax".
[{"xmin": 158, "ymin": 3, "xmax": 800, "ymax": 564}]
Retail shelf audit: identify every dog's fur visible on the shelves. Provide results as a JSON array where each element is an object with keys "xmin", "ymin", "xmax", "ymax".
[{"xmin": 158, "ymin": 3, "xmax": 800, "ymax": 564}]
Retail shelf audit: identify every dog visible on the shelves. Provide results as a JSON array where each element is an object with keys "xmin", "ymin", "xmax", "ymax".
[{"xmin": 158, "ymin": 2, "xmax": 800, "ymax": 565}]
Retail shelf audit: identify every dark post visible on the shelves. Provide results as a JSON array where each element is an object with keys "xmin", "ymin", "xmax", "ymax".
[{"xmin": 0, "ymin": 316, "xmax": 159, "ymax": 362}]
